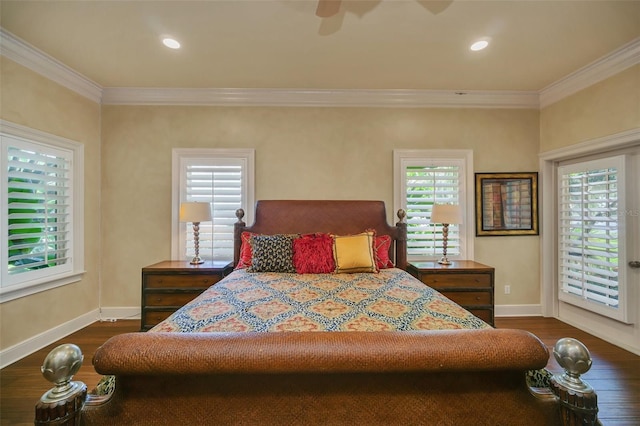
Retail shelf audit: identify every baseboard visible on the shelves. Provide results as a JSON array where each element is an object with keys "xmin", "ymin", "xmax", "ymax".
[
  {"xmin": 0, "ymin": 309, "xmax": 100, "ymax": 369},
  {"xmin": 558, "ymin": 316, "xmax": 640, "ymax": 356},
  {"xmin": 97, "ymin": 306, "xmax": 140, "ymax": 322},
  {"xmin": 495, "ymin": 304, "xmax": 542, "ymax": 317}
]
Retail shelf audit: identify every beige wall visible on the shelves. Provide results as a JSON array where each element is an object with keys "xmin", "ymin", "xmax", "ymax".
[
  {"xmin": 0, "ymin": 58, "xmax": 102, "ymax": 350},
  {"xmin": 540, "ymin": 64, "xmax": 640, "ymax": 152},
  {"xmin": 101, "ymin": 106, "xmax": 541, "ymax": 308}
]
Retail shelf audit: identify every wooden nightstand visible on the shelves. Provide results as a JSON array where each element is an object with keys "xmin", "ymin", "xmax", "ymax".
[
  {"xmin": 406, "ymin": 261, "xmax": 495, "ymax": 327},
  {"xmin": 141, "ymin": 260, "xmax": 233, "ymax": 331}
]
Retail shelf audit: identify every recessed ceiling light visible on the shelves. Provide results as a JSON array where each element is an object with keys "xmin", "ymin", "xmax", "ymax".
[
  {"xmin": 162, "ymin": 38, "xmax": 181, "ymax": 49},
  {"xmin": 470, "ymin": 40, "xmax": 489, "ymax": 51}
]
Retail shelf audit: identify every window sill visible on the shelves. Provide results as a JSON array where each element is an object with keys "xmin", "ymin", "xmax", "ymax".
[{"xmin": 0, "ymin": 271, "xmax": 85, "ymax": 303}]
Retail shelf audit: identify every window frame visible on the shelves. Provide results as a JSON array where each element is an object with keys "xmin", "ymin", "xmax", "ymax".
[
  {"xmin": 1, "ymin": 120, "xmax": 85, "ymax": 303},
  {"xmin": 557, "ymin": 154, "xmax": 630, "ymax": 323},
  {"xmin": 171, "ymin": 148, "xmax": 255, "ymax": 262},
  {"xmin": 393, "ymin": 149, "xmax": 474, "ymax": 262}
]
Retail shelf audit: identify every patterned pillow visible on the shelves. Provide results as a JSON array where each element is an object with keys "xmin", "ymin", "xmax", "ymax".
[
  {"xmin": 293, "ymin": 233, "xmax": 335, "ymax": 274},
  {"xmin": 374, "ymin": 235, "xmax": 395, "ymax": 269},
  {"xmin": 249, "ymin": 234, "xmax": 296, "ymax": 273},
  {"xmin": 234, "ymin": 232, "xmax": 256, "ymax": 270},
  {"xmin": 332, "ymin": 231, "xmax": 378, "ymax": 274}
]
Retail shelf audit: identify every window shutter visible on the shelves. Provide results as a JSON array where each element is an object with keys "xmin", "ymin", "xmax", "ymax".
[
  {"xmin": 405, "ymin": 162, "xmax": 462, "ymax": 258},
  {"xmin": 557, "ymin": 155, "xmax": 628, "ymax": 322},
  {"xmin": 183, "ymin": 159, "xmax": 244, "ymax": 261},
  {"xmin": 6, "ymin": 141, "xmax": 73, "ymax": 280}
]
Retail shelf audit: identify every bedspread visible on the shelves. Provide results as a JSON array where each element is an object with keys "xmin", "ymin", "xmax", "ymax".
[{"xmin": 151, "ymin": 268, "xmax": 490, "ymax": 332}]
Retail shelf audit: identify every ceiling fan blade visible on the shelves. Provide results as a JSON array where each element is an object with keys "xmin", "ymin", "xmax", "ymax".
[{"xmin": 316, "ymin": 0, "xmax": 342, "ymax": 18}]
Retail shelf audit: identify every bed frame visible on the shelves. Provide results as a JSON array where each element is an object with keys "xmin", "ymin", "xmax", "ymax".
[{"xmin": 34, "ymin": 200, "xmax": 599, "ymax": 425}]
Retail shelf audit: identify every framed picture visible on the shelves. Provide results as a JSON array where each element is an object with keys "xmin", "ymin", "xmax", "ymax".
[{"xmin": 475, "ymin": 172, "xmax": 538, "ymax": 236}]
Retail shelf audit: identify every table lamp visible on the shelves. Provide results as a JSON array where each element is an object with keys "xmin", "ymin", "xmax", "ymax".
[
  {"xmin": 179, "ymin": 202, "xmax": 212, "ymax": 264},
  {"xmin": 430, "ymin": 204, "xmax": 462, "ymax": 265}
]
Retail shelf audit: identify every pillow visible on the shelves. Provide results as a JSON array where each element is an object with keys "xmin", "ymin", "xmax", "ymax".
[
  {"xmin": 248, "ymin": 234, "xmax": 296, "ymax": 273},
  {"xmin": 293, "ymin": 233, "xmax": 335, "ymax": 274},
  {"xmin": 374, "ymin": 235, "xmax": 395, "ymax": 269},
  {"xmin": 332, "ymin": 231, "xmax": 378, "ymax": 274},
  {"xmin": 235, "ymin": 232, "xmax": 256, "ymax": 270}
]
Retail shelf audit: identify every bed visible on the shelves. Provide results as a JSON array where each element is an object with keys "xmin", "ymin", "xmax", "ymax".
[{"xmin": 35, "ymin": 200, "xmax": 599, "ymax": 425}]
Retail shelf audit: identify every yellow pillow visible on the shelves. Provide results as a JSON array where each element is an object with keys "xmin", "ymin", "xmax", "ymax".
[{"xmin": 332, "ymin": 231, "xmax": 378, "ymax": 273}]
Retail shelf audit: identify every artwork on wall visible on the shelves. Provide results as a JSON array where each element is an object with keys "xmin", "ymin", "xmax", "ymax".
[{"xmin": 475, "ymin": 172, "xmax": 538, "ymax": 236}]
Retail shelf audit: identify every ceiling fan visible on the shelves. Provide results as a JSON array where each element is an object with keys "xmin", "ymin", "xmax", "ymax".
[{"xmin": 316, "ymin": 0, "xmax": 342, "ymax": 18}]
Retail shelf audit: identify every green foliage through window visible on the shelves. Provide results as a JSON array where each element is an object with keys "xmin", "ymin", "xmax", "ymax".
[{"xmin": 6, "ymin": 146, "xmax": 70, "ymax": 276}]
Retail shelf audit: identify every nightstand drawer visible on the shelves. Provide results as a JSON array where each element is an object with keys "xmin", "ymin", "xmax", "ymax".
[
  {"xmin": 440, "ymin": 291, "xmax": 491, "ymax": 305},
  {"xmin": 468, "ymin": 309, "xmax": 493, "ymax": 325},
  {"xmin": 144, "ymin": 292, "xmax": 200, "ymax": 307},
  {"xmin": 419, "ymin": 273, "xmax": 491, "ymax": 288},
  {"xmin": 145, "ymin": 274, "xmax": 222, "ymax": 289},
  {"xmin": 143, "ymin": 310, "xmax": 175, "ymax": 326}
]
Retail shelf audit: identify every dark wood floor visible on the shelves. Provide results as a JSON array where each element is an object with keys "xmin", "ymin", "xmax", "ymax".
[{"xmin": 1, "ymin": 317, "xmax": 638, "ymax": 425}]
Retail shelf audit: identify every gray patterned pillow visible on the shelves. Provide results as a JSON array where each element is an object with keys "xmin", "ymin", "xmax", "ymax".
[{"xmin": 248, "ymin": 234, "xmax": 296, "ymax": 273}]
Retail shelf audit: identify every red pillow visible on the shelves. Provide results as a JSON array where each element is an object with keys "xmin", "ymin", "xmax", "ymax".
[
  {"xmin": 293, "ymin": 233, "xmax": 335, "ymax": 274},
  {"xmin": 235, "ymin": 232, "xmax": 256, "ymax": 269},
  {"xmin": 374, "ymin": 235, "xmax": 394, "ymax": 269}
]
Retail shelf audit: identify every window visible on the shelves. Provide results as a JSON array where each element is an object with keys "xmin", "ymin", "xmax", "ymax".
[
  {"xmin": 393, "ymin": 150, "xmax": 474, "ymax": 261},
  {"xmin": 557, "ymin": 155, "xmax": 631, "ymax": 323},
  {"xmin": 1, "ymin": 120, "xmax": 84, "ymax": 302},
  {"xmin": 172, "ymin": 149, "xmax": 254, "ymax": 262}
]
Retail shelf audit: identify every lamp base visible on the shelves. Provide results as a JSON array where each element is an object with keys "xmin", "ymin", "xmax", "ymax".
[
  {"xmin": 190, "ymin": 257, "xmax": 204, "ymax": 265},
  {"xmin": 437, "ymin": 257, "xmax": 452, "ymax": 265}
]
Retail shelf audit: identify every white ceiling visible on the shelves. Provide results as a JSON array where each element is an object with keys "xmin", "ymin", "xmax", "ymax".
[{"xmin": 1, "ymin": 0, "xmax": 639, "ymax": 92}]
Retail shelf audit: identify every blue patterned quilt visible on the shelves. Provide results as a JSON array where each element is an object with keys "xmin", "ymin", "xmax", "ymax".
[{"xmin": 151, "ymin": 268, "xmax": 490, "ymax": 332}]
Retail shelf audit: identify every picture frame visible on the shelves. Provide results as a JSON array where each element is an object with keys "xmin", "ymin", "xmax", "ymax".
[{"xmin": 475, "ymin": 172, "xmax": 538, "ymax": 236}]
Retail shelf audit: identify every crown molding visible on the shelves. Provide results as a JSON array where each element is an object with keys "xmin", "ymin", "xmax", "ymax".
[
  {"xmin": 539, "ymin": 37, "xmax": 640, "ymax": 109},
  {"xmin": 0, "ymin": 28, "xmax": 103, "ymax": 103},
  {"xmin": 2, "ymin": 27, "xmax": 636, "ymax": 109},
  {"xmin": 101, "ymin": 87, "xmax": 539, "ymax": 108}
]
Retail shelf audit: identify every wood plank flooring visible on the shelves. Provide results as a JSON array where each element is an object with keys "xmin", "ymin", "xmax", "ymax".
[
  {"xmin": 1, "ymin": 317, "xmax": 638, "ymax": 425},
  {"xmin": 494, "ymin": 317, "xmax": 640, "ymax": 426}
]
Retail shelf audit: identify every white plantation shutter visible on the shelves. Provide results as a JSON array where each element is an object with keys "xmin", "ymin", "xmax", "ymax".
[
  {"xmin": 394, "ymin": 150, "xmax": 472, "ymax": 261},
  {"xmin": 184, "ymin": 161, "xmax": 242, "ymax": 260},
  {"xmin": 406, "ymin": 163, "xmax": 461, "ymax": 257},
  {"xmin": 557, "ymin": 155, "xmax": 629, "ymax": 323},
  {"xmin": 174, "ymin": 149, "xmax": 254, "ymax": 262},
  {"xmin": 2, "ymin": 134, "xmax": 75, "ymax": 288}
]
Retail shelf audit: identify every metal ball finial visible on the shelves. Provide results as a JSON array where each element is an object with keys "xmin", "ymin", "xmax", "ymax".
[
  {"xmin": 40, "ymin": 343, "xmax": 85, "ymax": 403},
  {"xmin": 552, "ymin": 337, "xmax": 593, "ymax": 393}
]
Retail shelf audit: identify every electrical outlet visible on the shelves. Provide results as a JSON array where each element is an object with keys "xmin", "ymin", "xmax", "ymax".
[{"xmin": 504, "ymin": 285, "xmax": 511, "ymax": 295}]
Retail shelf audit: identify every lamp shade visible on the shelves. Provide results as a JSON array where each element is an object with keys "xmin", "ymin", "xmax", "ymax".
[
  {"xmin": 430, "ymin": 204, "xmax": 462, "ymax": 225},
  {"xmin": 179, "ymin": 202, "xmax": 212, "ymax": 223}
]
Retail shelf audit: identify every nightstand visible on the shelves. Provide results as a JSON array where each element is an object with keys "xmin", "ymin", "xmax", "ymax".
[
  {"xmin": 406, "ymin": 260, "xmax": 495, "ymax": 326},
  {"xmin": 141, "ymin": 260, "xmax": 233, "ymax": 331}
]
